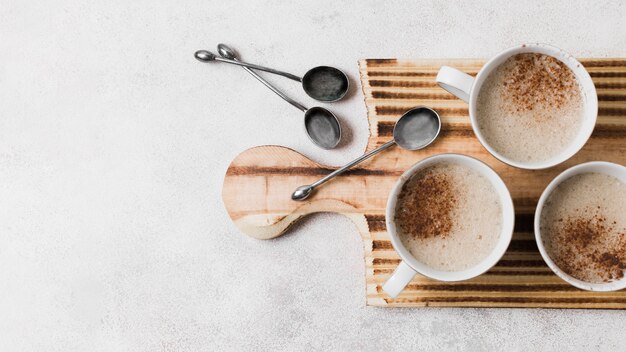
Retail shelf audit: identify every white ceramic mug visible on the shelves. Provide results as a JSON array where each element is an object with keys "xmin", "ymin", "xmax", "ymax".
[
  {"xmin": 382, "ymin": 154, "xmax": 515, "ymax": 298},
  {"xmin": 534, "ymin": 161, "xmax": 626, "ymax": 291},
  {"xmin": 435, "ymin": 43, "xmax": 598, "ymax": 170}
]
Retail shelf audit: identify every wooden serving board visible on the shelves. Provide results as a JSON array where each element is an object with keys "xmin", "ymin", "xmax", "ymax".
[{"xmin": 222, "ymin": 58, "xmax": 626, "ymax": 308}]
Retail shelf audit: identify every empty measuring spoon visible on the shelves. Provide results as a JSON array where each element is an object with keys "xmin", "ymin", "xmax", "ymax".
[
  {"xmin": 194, "ymin": 49, "xmax": 349, "ymax": 102},
  {"xmin": 291, "ymin": 107, "xmax": 441, "ymax": 201},
  {"xmin": 196, "ymin": 46, "xmax": 341, "ymax": 149}
]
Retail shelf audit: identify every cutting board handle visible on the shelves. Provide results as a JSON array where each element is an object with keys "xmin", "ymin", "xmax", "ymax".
[{"xmin": 222, "ymin": 145, "xmax": 387, "ymax": 239}]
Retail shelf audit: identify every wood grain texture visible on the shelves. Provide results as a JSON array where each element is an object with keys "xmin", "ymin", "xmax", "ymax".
[{"xmin": 222, "ymin": 58, "xmax": 626, "ymax": 308}]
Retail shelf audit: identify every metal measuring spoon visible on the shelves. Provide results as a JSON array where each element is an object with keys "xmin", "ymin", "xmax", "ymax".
[
  {"xmin": 196, "ymin": 46, "xmax": 341, "ymax": 149},
  {"xmin": 194, "ymin": 49, "xmax": 349, "ymax": 102},
  {"xmin": 291, "ymin": 107, "xmax": 441, "ymax": 201}
]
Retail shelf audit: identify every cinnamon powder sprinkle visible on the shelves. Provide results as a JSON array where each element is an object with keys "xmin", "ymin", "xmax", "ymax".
[
  {"xmin": 500, "ymin": 53, "xmax": 581, "ymax": 116},
  {"xmin": 394, "ymin": 168, "xmax": 456, "ymax": 239},
  {"xmin": 549, "ymin": 210, "xmax": 626, "ymax": 283}
]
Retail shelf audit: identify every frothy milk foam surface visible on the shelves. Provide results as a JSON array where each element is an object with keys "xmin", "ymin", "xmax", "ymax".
[
  {"xmin": 395, "ymin": 162, "xmax": 502, "ymax": 272},
  {"xmin": 540, "ymin": 173, "xmax": 626, "ymax": 283},
  {"xmin": 476, "ymin": 53, "xmax": 585, "ymax": 164}
]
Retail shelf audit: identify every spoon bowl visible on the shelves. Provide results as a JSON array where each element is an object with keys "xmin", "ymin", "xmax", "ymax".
[
  {"xmin": 393, "ymin": 106, "xmax": 441, "ymax": 150},
  {"xmin": 304, "ymin": 107, "xmax": 342, "ymax": 149},
  {"xmin": 302, "ymin": 66, "xmax": 349, "ymax": 102}
]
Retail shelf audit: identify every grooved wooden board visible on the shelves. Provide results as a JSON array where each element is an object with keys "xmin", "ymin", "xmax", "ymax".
[{"xmin": 222, "ymin": 58, "xmax": 626, "ymax": 308}]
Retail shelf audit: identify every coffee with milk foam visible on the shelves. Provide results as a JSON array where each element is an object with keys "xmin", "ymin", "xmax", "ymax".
[
  {"xmin": 394, "ymin": 162, "xmax": 502, "ymax": 272},
  {"xmin": 476, "ymin": 53, "xmax": 586, "ymax": 164}
]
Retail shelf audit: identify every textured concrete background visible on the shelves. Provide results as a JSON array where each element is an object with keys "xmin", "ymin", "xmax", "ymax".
[{"xmin": 1, "ymin": 0, "xmax": 626, "ymax": 351}]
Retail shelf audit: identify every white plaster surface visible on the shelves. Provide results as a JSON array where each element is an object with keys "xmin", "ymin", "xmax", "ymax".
[{"xmin": 1, "ymin": 0, "xmax": 626, "ymax": 350}]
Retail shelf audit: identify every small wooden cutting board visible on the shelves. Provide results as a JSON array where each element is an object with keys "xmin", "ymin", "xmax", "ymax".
[{"xmin": 222, "ymin": 58, "xmax": 626, "ymax": 308}]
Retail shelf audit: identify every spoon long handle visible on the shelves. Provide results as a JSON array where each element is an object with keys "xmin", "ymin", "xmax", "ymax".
[
  {"xmin": 311, "ymin": 140, "xmax": 397, "ymax": 188},
  {"xmin": 233, "ymin": 58, "xmax": 307, "ymax": 112},
  {"xmin": 213, "ymin": 57, "xmax": 302, "ymax": 82}
]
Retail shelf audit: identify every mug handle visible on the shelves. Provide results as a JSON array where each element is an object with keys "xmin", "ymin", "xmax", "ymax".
[
  {"xmin": 382, "ymin": 260, "xmax": 417, "ymax": 298},
  {"xmin": 436, "ymin": 66, "xmax": 475, "ymax": 103}
]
